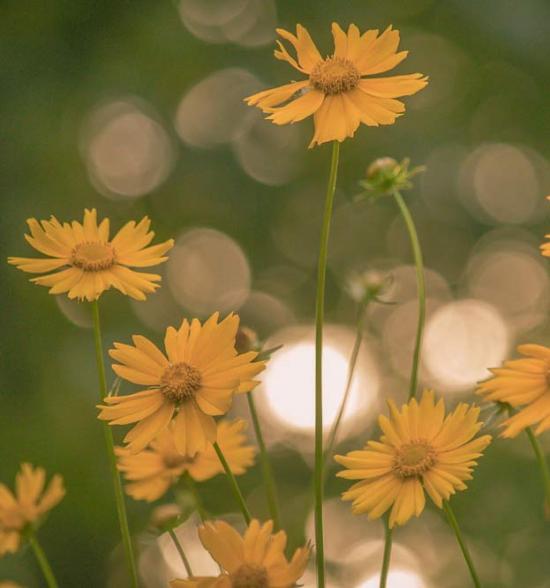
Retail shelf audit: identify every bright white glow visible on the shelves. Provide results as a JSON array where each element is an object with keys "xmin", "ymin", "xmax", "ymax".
[
  {"xmin": 423, "ymin": 299, "xmax": 509, "ymax": 391},
  {"xmin": 261, "ymin": 329, "xmax": 377, "ymax": 433},
  {"xmin": 358, "ymin": 569, "xmax": 426, "ymax": 588},
  {"xmin": 167, "ymin": 228, "xmax": 251, "ymax": 316}
]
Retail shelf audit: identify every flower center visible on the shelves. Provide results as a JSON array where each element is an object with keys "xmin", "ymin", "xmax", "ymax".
[
  {"xmin": 231, "ymin": 564, "xmax": 269, "ymax": 588},
  {"xmin": 310, "ymin": 57, "xmax": 360, "ymax": 95},
  {"xmin": 160, "ymin": 362, "xmax": 202, "ymax": 403},
  {"xmin": 393, "ymin": 440, "xmax": 436, "ymax": 478},
  {"xmin": 71, "ymin": 241, "xmax": 115, "ymax": 272}
]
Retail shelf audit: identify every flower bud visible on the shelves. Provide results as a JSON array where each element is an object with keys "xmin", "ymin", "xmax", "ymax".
[
  {"xmin": 235, "ymin": 326, "xmax": 260, "ymax": 354},
  {"xmin": 149, "ymin": 503, "xmax": 182, "ymax": 532},
  {"xmin": 346, "ymin": 270, "xmax": 391, "ymax": 304}
]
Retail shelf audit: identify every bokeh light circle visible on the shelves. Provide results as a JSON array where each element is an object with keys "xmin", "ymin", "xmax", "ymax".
[
  {"xmin": 423, "ymin": 299, "xmax": 509, "ymax": 392},
  {"xmin": 167, "ymin": 228, "xmax": 251, "ymax": 316}
]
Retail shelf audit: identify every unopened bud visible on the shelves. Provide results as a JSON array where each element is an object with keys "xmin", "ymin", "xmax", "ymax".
[
  {"xmin": 235, "ymin": 326, "xmax": 260, "ymax": 354},
  {"xmin": 359, "ymin": 157, "xmax": 424, "ymax": 198},
  {"xmin": 346, "ymin": 270, "xmax": 391, "ymax": 304},
  {"xmin": 149, "ymin": 503, "xmax": 182, "ymax": 531}
]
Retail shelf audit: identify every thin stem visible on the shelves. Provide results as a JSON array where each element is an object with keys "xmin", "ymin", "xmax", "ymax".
[
  {"xmin": 183, "ymin": 474, "xmax": 208, "ymax": 522},
  {"xmin": 91, "ymin": 300, "xmax": 139, "ymax": 588},
  {"xmin": 392, "ymin": 190, "xmax": 426, "ymax": 400},
  {"xmin": 314, "ymin": 140, "xmax": 341, "ymax": 588},
  {"xmin": 524, "ymin": 426, "xmax": 550, "ymax": 513},
  {"xmin": 246, "ymin": 392, "xmax": 281, "ymax": 529},
  {"xmin": 168, "ymin": 528, "xmax": 193, "ymax": 578},
  {"xmin": 379, "ymin": 518, "xmax": 393, "ymax": 588},
  {"xmin": 443, "ymin": 501, "xmax": 482, "ymax": 588},
  {"xmin": 29, "ymin": 534, "xmax": 59, "ymax": 588},
  {"xmin": 324, "ymin": 301, "xmax": 367, "ymax": 470},
  {"xmin": 213, "ymin": 441, "xmax": 252, "ymax": 525}
]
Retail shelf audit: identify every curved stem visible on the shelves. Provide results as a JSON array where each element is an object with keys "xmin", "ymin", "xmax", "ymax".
[
  {"xmin": 443, "ymin": 501, "xmax": 482, "ymax": 588},
  {"xmin": 379, "ymin": 518, "xmax": 393, "ymax": 588},
  {"xmin": 314, "ymin": 140, "xmax": 341, "ymax": 588},
  {"xmin": 213, "ymin": 441, "xmax": 252, "ymax": 525},
  {"xmin": 29, "ymin": 533, "xmax": 59, "ymax": 588},
  {"xmin": 183, "ymin": 474, "xmax": 208, "ymax": 523},
  {"xmin": 324, "ymin": 301, "xmax": 367, "ymax": 471},
  {"xmin": 168, "ymin": 528, "xmax": 193, "ymax": 578},
  {"xmin": 91, "ymin": 301, "xmax": 139, "ymax": 588},
  {"xmin": 524, "ymin": 426, "xmax": 550, "ymax": 513},
  {"xmin": 392, "ymin": 190, "xmax": 426, "ymax": 400},
  {"xmin": 246, "ymin": 392, "xmax": 281, "ymax": 529}
]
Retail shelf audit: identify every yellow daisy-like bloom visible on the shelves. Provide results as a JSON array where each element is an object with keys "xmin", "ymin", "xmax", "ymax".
[
  {"xmin": 477, "ymin": 344, "xmax": 550, "ymax": 438},
  {"xmin": 116, "ymin": 419, "xmax": 255, "ymax": 502},
  {"xmin": 246, "ymin": 23, "xmax": 428, "ymax": 148},
  {"xmin": 0, "ymin": 582, "xmax": 23, "ymax": 588},
  {"xmin": 169, "ymin": 519, "xmax": 309, "ymax": 588},
  {"xmin": 97, "ymin": 312, "xmax": 266, "ymax": 455},
  {"xmin": 8, "ymin": 209, "xmax": 174, "ymax": 301},
  {"xmin": 0, "ymin": 464, "xmax": 65, "ymax": 556},
  {"xmin": 335, "ymin": 390, "xmax": 491, "ymax": 528}
]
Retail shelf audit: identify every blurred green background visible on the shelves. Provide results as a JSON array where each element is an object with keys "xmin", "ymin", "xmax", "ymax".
[{"xmin": 2, "ymin": 0, "xmax": 550, "ymax": 586}]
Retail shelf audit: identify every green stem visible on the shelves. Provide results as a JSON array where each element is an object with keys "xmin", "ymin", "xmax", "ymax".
[
  {"xmin": 379, "ymin": 518, "xmax": 393, "ymax": 588},
  {"xmin": 392, "ymin": 190, "xmax": 426, "ymax": 400},
  {"xmin": 524, "ymin": 426, "xmax": 550, "ymax": 513},
  {"xmin": 246, "ymin": 392, "xmax": 281, "ymax": 529},
  {"xmin": 183, "ymin": 474, "xmax": 208, "ymax": 523},
  {"xmin": 168, "ymin": 528, "xmax": 193, "ymax": 578},
  {"xmin": 324, "ymin": 301, "xmax": 367, "ymax": 471},
  {"xmin": 91, "ymin": 300, "xmax": 139, "ymax": 588},
  {"xmin": 314, "ymin": 140, "xmax": 340, "ymax": 588},
  {"xmin": 213, "ymin": 441, "xmax": 252, "ymax": 525},
  {"xmin": 29, "ymin": 533, "xmax": 59, "ymax": 588},
  {"xmin": 443, "ymin": 501, "xmax": 482, "ymax": 588}
]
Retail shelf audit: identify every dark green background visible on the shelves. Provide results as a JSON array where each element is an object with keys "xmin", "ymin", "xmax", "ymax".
[{"xmin": 2, "ymin": 0, "xmax": 550, "ymax": 586}]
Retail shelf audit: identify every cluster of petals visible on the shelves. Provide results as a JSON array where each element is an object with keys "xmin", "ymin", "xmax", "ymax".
[
  {"xmin": 170, "ymin": 519, "xmax": 309, "ymax": 588},
  {"xmin": 8, "ymin": 209, "xmax": 173, "ymax": 301},
  {"xmin": 116, "ymin": 419, "xmax": 255, "ymax": 501},
  {"xmin": 336, "ymin": 390, "xmax": 491, "ymax": 528},
  {"xmin": 246, "ymin": 23, "xmax": 427, "ymax": 147},
  {"xmin": 98, "ymin": 312, "xmax": 266, "ymax": 455},
  {"xmin": 0, "ymin": 464, "xmax": 65, "ymax": 555},
  {"xmin": 477, "ymin": 344, "xmax": 550, "ymax": 438}
]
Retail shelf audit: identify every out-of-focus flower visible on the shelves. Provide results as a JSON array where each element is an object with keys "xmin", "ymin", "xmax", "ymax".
[
  {"xmin": 0, "ymin": 582, "xmax": 23, "ymax": 588},
  {"xmin": 345, "ymin": 269, "xmax": 392, "ymax": 305},
  {"xmin": 358, "ymin": 157, "xmax": 425, "ymax": 199},
  {"xmin": 246, "ymin": 24, "xmax": 427, "ymax": 148},
  {"xmin": 335, "ymin": 390, "xmax": 491, "ymax": 527},
  {"xmin": 97, "ymin": 313, "xmax": 266, "ymax": 455},
  {"xmin": 0, "ymin": 464, "xmax": 65, "ymax": 556},
  {"xmin": 477, "ymin": 344, "xmax": 550, "ymax": 438},
  {"xmin": 8, "ymin": 209, "xmax": 173, "ymax": 301},
  {"xmin": 540, "ymin": 236, "xmax": 550, "ymax": 257},
  {"xmin": 117, "ymin": 419, "xmax": 255, "ymax": 502},
  {"xmin": 169, "ymin": 519, "xmax": 309, "ymax": 588}
]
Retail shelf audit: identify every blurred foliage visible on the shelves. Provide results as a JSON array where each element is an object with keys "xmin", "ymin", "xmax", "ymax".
[{"xmin": 2, "ymin": 0, "xmax": 550, "ymax": 586}]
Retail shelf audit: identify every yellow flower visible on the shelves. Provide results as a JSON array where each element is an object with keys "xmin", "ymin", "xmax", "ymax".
[
  {"xmin": 541, "ymin": 235, "xmax": 550, "ymax": 257},
  {"xmin": 335, "ymin": 390, "xmax": 491, "ymax": 528},
  {"xmin": 97, "ymin": 312, "xmax": 265, "ymax": 454},
  {"xmin": 0, "ymin": 464, "xmax": 65, "ymax": 556},
  {"xmin": 116, "ymin": 419, "xmax": 255, "ymax": 502},
  {"xmin": 8, "ymin": 209, "xmax": 173, "ymax": 301},
  {"xmin": 169, "ymin": 519, "xmax": 309, "ymax": 588},
  {"xmin": 477, "ymin": 344, "xmax": 550, "ymax": 438},
  {"xmin": 0, "ymin": 583, "xmax": 23, "ymax": 588},
  {"xmin": 246, "ymin": 23, "xmax": 427, "ymax": 148}
]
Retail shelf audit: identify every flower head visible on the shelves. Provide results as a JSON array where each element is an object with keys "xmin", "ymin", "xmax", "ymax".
[
  {"xmin": 0, "ymin": 464, "xmax": 65, "ymax": 555},
  {"xmin": 335, "ymin": 390, "xmax": 491, "ymax": 528},
  {"xmin": 117, "ymin": 419, "xmax": 255, "ymax": 502},
  {"xmin": 246, "ymin": 23, "xmax": 427, "ymax": 148},
  {"xmin": 169, "ymin": 519, "xmax": 309, "ymax": 588},
  {"xmin": 8, "ymin": 209, "xmax": 174, "ymax": 301},
  {"xmin": 477, "ymin": 344, "xmax": 550, "ymax": 438},
  {"xmin": 97, "ymin": 312, "xmax": 266, "ymax": 455}
]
